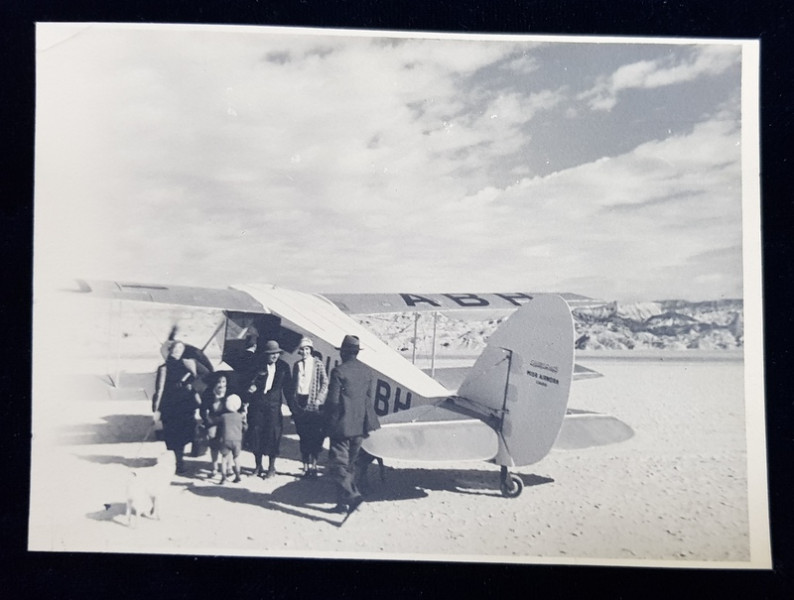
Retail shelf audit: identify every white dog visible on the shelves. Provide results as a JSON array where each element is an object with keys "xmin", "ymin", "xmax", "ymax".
[{"xmin": 125, "ymin": 450, "xmax": 176, "ymax": 527}]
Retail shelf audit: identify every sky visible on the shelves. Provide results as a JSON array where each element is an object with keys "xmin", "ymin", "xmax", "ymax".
[{"xmin": 34, "ymin": 24, "xmax": 757, "ymax": 302}]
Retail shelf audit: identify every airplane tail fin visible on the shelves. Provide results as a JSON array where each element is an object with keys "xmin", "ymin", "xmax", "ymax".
[{"xmin": 453, "ymin": 294, "xmax": 575, "ymax": 467}]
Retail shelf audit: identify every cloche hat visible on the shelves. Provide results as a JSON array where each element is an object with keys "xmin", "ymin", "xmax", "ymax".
[{"xmin": 262, "ymin": 340, "xmax": 283, "ymax": 354}]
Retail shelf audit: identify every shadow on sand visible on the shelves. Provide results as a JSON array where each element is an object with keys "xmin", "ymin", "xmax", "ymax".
[
  {"xmin": 77, "ymin": 454, "xmax": 158, "ymax": 468},
  {"xmin": 357, "ymin": 466, "xmax": 554, "ymax": 500},
  {"xmin": 186, "ymin": 479, "xmax": 345, "ymax": 526},
  {"xmin": 86, "ymin": 502, "xmax": 130, "ymax": 526},
  {"xmin": 182, "ymin": 462, "xmax": 554, "ymax": 527}
]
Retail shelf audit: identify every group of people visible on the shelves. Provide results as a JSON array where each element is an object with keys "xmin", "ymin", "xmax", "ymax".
[{"xmin": 151, "ymin": 333, "xmax": 381, "ymax": 513}]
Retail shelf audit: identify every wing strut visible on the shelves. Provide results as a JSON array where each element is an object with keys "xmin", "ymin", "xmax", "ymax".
[
  {"xmin": 430, "ymin": 310, "xmax": 438, "ymax": 377},
  {"xmin": 109, "ymin": 299, "xmax": 122, "ymax": 388},
  {"xmin": 411, "ymin": 312, "xmax": 419, "ymax": 365},
  {"xmin": 201, "ymin": 318, "xmax": 226, "ymax": 354},
  {"xmin": 497, "ymin": 347, "xmax": 514, "ymax": 458}
]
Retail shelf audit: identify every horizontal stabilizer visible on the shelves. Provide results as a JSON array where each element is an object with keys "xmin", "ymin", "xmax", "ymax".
[
  {"xmin": 573, "ymin": 363, "xmax": 603, "ymax": 381},
  {"xmin": 554, "ymin": 411, "xmax": 635, "ymax": 450},
  {"xmin": 362, "ymin": 404, "xmax": 499, "ymax": 462},
  {"xmin": 425, "ymin": 362, "xmax": 602, "ymax": 390}
]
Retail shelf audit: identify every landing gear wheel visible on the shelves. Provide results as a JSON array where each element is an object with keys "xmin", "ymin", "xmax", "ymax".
[
  {"xmin": 500, "ymin": 475, "xmax": 523, "ymax": 498},
  {"xmin": 500, "ymin": 473, "xmax": 524, "ymax": 498}
]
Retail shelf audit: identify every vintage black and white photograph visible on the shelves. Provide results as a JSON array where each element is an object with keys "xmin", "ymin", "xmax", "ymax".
[{"xmin": 30, "ymin": 23, "xmax": 767, "ymax": 568}]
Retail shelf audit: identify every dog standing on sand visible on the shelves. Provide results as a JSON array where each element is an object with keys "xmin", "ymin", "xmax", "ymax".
[{"xmin": 125, "ymin": 449, "xmax": 176, "ymax": 527}]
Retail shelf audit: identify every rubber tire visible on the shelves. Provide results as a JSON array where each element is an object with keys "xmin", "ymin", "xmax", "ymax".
[{"xmin": 500, "ymin": 474, "xmax": 524, "ymax": 498}]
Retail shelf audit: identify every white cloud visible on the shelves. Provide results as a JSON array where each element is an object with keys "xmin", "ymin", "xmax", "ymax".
[
  {"xmin": 580, "ymin": 45, "xmax": 740, "ymax": 111},
  {"xmin": 502, "ymin": 53, "xmax": 540, "ymax": 75}
]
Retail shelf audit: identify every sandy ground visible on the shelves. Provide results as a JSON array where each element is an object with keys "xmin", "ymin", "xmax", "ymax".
[{"xmin": 28, "ymin": 353, "xmax": 766, "ymax": 568}]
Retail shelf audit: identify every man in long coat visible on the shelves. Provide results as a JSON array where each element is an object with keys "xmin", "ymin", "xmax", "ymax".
[
  {"xmin": 244, "ymin": 340, "xmax": 292, "ymax": 478},
  {"xmin": 325, "ymin": 335, "xmax": 381, "ymax": 513}
]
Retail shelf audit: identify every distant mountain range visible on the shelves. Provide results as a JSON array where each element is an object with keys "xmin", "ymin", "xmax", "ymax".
[
  {"xmin": 570, "ymin": 299, "xmax": 743, "ymax": 351},
  {"xmin": 355, "ymin": 299, "xmax": 744, "ymax": 354}
]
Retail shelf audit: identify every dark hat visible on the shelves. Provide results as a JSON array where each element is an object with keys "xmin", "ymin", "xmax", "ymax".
[
  {"xmin": 262, "ymin": 340, "xmax": 283, "ymax": 354},
  {"xmin": 336, "ymin": 334, "xmax": 363, "ymax": 352}
]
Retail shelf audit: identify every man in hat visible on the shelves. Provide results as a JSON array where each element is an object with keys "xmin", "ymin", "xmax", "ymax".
[
  {"xmin": 325, "ymin": 335, "xmax": 381, "ymax": 513},
  {"xmin": 244, "ymin": 340, "xmax": 293, "ymax": 478}
]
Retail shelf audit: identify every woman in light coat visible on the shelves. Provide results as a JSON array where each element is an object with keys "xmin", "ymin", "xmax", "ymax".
[{"xmin": 287, "ymin": 337, "xmax": 329, "ymax": 477}]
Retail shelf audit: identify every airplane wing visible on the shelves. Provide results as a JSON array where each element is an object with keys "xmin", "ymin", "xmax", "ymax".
[
  {"xmin": 72, "ymin": 280, "xmax": 606, "ymax": 321},
  {"xmin": 69, "ymin": 279, "xmax": 267, "ymax": 312},
  {"xmin": 321, "ymin": 291, "xmax": 605, "ymax": 315}
]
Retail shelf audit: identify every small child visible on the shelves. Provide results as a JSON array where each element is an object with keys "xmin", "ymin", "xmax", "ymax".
[{"xmin": 215, "ymin": 394, "xmax": 247, "ymax": 484}]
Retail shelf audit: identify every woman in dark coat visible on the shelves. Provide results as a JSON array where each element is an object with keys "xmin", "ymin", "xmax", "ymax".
[
  {"xmin": 244, "ymin": 340, "xmax": 293, "ymax": 478},
  {"xmin": 152, "ymin": 341, "xmax": 201, "ymax": 475}
]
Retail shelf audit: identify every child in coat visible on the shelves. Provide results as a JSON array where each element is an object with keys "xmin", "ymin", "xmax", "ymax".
[{"xmin": 215, "ymin": 394, "xmax": 247, "ymax": 484}]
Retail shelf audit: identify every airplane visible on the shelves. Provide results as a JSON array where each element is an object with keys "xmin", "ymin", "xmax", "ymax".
[{"xmin": 62, "ymin": 279, "xmax": 634, "ymax": 498}]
